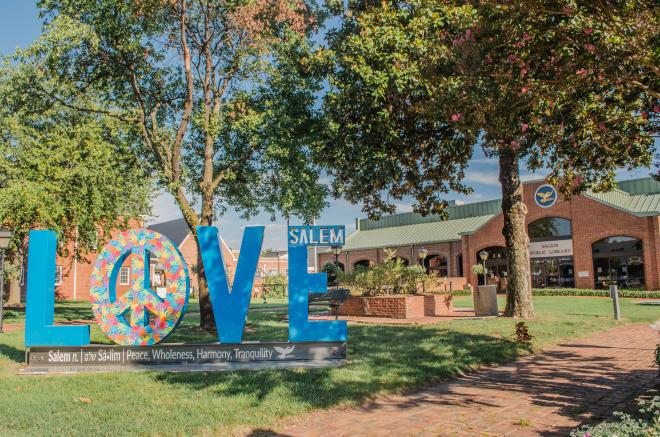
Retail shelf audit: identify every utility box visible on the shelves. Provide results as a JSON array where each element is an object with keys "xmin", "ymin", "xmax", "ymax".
[{"xmin": 474, "ymin": 285, "xmax": 498, "ymax": 317}]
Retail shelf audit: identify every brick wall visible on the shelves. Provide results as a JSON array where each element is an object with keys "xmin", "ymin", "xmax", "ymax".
[{"xmin": 338, "ymin": 295, "xmax": 426, "ymax": 318}]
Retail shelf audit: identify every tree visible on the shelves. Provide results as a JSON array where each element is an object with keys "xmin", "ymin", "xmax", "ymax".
[
  {"xmin": 19, "ymin": 0, "xmax": 328, "ymax": 328},
  {"xmin": 0, "ymin": 60, "xmax": 152, "ymax": 296},
  {"xmin": 319, "ymin": 0, "xmax": 658, "ymax": 318}
]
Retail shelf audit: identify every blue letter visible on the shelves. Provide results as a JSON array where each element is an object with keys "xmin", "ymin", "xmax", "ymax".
[
  {"xmin": 197, "ymin": 226, "xmax": 264, "ymax": 343},
  {"xmin": 25, "ymin": 231, "xmax": 90, "ymax": 347},
  {"xmin": 287, "ymin": 244, "xmax": 347, "ymax": 342}
]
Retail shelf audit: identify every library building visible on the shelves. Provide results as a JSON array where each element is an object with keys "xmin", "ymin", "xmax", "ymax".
[{"xmin": 318, "ymin": 177, "xmax": 660, "ymax": 292}]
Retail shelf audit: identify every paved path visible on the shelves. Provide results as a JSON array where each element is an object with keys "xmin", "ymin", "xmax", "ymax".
[{"xmin": 275, "ymin": 323, "xmax": 658, "ymax": 437}]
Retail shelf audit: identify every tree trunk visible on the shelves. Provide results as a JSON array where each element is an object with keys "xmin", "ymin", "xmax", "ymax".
[
  {"xmin": 499, "ymin": 148, "xmax": 535, "ymax": 319},
  {"xmin": 197, "ymin": 196, "xmax": 215, "ymax": 330},
  {"xmin": 7, "ymin": 276, "xmax": 21, "ymax": 306}
]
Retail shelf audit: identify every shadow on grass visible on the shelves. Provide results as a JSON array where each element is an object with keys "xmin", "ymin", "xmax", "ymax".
[
  {"xmin": 154, "ymin": 313, "xmax": 528, "ymax": 413},
  {"xmin": 0, "ymin": 343, "xmax": 25, "ymax": 363}
]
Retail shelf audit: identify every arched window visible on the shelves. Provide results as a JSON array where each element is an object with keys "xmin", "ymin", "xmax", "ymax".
[
  {"xmin": 353, "ymin": 259, "xmax": 371, "ymax": 270},
  {"xmin": 528, "ymin": 217, "xmax": 572, "ymax": 242},
  {"xmin": 476, "ymin": 247, "xmax": 507, "ymax": 285},
  {"xmin": 528, "ymin": 217, "xmax": 574, "ymax": 288},
  {"xmin": 424, "ymin": 255, "xmax": 448, "ymax": 276},
  {"xmin": 592, "ymin": 237, "xmax": 644, "ymax": 289}
]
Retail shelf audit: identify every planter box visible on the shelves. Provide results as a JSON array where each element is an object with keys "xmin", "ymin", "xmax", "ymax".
[
  {"xmin": 423, "ymin": 294, "xmax": 454, "ymax": 316},
  {"xmin": 338, "ymin": 295, "xmax": 425, "ymax": 319}
]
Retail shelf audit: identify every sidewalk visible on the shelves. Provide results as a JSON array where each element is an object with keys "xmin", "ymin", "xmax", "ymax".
[{"xmin": 273, "ymin": 323, "xmax": 658, "ymax": 436}]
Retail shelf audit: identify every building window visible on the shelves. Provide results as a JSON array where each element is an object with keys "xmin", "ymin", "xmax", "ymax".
[
  {"xmin": 531, "ymin": 257, "xmax": 574, "ymax": 288},
  {"xmin": 528, "ymin": 217, "xmax": 572, "ymax": 242},
  {"xmin": 592, "ymin": 236, "xmax": 644, "ymax": 289},
  {"xmin": 55, "ymin": 265, "xmax": 62, "ymax": 286},
  {"xmin": 456, "ymin": 254, "xmax": 463, "ymax": 277},
  {"xmin": 528, "ymin": 218, "xmax": 574, "ymax": 288},
  {"xmin": 119, "ymin": 266, "xmax": 130, "ymax": 285},
  {"xmin": 424, "ymin": 255, "xmax": 448, "ymax": 276}
]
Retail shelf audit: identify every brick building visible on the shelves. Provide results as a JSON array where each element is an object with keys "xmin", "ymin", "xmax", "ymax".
[{"xmin": 318, "ymin": 177, "xmax": 660, "ymax": 291}]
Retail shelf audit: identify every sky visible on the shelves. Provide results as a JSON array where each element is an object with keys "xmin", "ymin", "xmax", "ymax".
[{"xmin": 0, "ymin": 1, "xmax": 653, "ymax": 250}]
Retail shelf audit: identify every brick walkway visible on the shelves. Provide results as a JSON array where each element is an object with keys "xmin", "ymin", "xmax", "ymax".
[{"xmin": 273, "ymin": 323, "xmax": 658, "ymax": 437}]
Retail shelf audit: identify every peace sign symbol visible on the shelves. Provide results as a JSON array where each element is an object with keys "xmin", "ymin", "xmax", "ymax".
[{"xmin": 90, "ymin": 229, "xmax": 190, "ymax": 346}]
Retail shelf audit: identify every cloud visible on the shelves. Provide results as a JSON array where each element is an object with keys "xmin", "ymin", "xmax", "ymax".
[
  {"xmin": 464, "ymin": 171, "xmax": 500, "ymax": 186},
  {"xmin": 394, "ymin": 203, "xmax": 414, "ymax": 213}
]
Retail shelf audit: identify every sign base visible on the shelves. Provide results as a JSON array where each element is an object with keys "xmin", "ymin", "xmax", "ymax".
[{"xmin": 22, "ymin": 341, "xmax": 347, "ymax": 375}]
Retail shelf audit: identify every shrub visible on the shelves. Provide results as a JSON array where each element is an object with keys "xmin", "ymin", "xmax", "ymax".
[
  {"xmin": 262, "ymin": 274, "xmax": 287, "ymax": 298},
  {"xmin": 571, "ymin": 396, "xmax": 660, "ymax": 436},
  {"xmin": 338, "ymin": 249, "xmax": 435, "ymax": 296},
  {"xmin": 321, "ymin": 262, "xmax": 341, "ymax": 286},
  {"xmin": 514, "ymin": 322, "xmax": 533, "ymax": 344},
  {"xmin": 531, "ymin": 288, "xmax": 660, "ymax": 298}
]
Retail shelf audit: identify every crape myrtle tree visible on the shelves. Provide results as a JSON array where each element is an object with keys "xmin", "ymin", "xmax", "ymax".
[
  {"xmin": 0, "ymin": 62, "xmax": 152, "ymax": 303},
  {"xmin": 20, "ymin": 0, "xmax": 328, "ymax": 329},
  {"xmin": 320, "ymin": 0, "xmax": 658, "ymax": 318}
]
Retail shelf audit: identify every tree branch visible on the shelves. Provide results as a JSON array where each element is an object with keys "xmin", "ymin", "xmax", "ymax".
[{"xmin": 172, "ymin": 0, "xmax": 194, "ymax": 184}]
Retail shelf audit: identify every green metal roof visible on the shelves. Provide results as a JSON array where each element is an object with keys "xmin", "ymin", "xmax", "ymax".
[
  {"xmin": 344, "ymin": 214, "xmax": 497, "ymax": 251},
  {"xmin": 357, "ymin": 199, "xmax": 501, "ymax": 231},
  {"xmin": 616, "ymin": 177, "xmax": 660, "ymax": 195},
  {"xmin": 586, "ymin": 186, "xmax": 660, "ymax": 217}
]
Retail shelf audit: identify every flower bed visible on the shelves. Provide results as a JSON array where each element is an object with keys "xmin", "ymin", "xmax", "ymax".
[{"xmin": 339, "ymin": 294, "xmax": 454, "ymax": 319}]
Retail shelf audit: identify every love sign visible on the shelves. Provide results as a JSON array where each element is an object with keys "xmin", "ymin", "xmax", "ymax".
[{"xmin": 23, "ymin": 225, "xmax": 347, "ymax": 372}]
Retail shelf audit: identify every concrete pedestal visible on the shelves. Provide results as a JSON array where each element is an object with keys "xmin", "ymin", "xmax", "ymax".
[{"xmin": 474, "ymin": 285, "xmax": 498, "ymax": 317}]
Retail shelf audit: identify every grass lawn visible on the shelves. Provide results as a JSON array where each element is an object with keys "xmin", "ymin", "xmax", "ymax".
[{"xmin": 0, "ymin": 296, "xmax": 658, "ymax": 436}]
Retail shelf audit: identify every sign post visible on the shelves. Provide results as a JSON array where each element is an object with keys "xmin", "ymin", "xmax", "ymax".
[{"xmin": 610, "ymin": 284, "xmax": 621, "ymax": 321}]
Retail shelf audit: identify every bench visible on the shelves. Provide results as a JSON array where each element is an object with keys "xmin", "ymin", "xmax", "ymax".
[{"xmin": 309, "ymin": 288, "xmax": 351, "ymax": 320}]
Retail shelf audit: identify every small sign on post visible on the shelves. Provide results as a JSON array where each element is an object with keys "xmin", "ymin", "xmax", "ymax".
[{"xmin": 610, "ymin": 284, "xmax": 621, "ymax": 321}]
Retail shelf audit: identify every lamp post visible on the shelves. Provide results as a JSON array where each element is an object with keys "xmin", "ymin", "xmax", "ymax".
[
  {"xmin": 417, "ymin": 247, "xmax": 428, "ymax": 267},
  {"xmin": 479, "ymin": 250, "xmax": 489, "ymax": 286},
  {"xmin": 331, "ymin": 245, "xmax": 342, "ymax": 268},
  {"xmin": 0, "ymin": 230, "xmax": 12, "ymax": 334}
]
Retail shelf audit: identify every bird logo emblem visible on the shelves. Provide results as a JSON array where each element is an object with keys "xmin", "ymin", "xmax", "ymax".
[
  {"xmin": 536, "ymin": 190, "xmax": 553, "ymax": 203},
  {"xmin": 273, "ymin": 345, "xmax": 296, "ymax": 359},
  {"xmin": 534, "ymin": 184, "xmax": 557, "ymax": 208}
]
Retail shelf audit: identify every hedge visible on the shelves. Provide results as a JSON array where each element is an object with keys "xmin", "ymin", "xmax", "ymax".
[{"xmin": 531, "ymin": 288, "xmax": 660, "ymax": 298}]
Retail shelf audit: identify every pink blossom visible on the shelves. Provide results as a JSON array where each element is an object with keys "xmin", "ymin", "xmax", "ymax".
[
  {"xmin": 576, "ymin": 68, "xmax": 587, "ymax": 76},
  {"xmin": 510, "ymin": 140, "xmax": 520, "ymax": 150},
  {"xmin": 563, "ymin": 6, "xmax": 573, "ymax": 14},
  {"xmin": 584, "ymin": 44, "xmax": 596, "ymax": 53},
  {"xmin": 451, "ymin": 113, "xmax": 462, "ymax": 122},
  {"xmin": 508, "ymin": 54, "xmax": 518, "ymax": 62},
  {"xmin": 521, "ymin": 68, "xmax": 528, "ymax": 76},
  {"xmin": 465, "ymin": 29, "xmax": 473, "ymax": 40},
  {"xmin": 521, "ymin": 87, "xmax": 529, "ymax": 94},
  {"xmin": 522, "ymin": 123, "xmax": 529, "ymax": 132},
  {"xmin": 584, "ymin": 28, "xmax": 593, "ymax": 34},
  {"xmin": 523, "ymin": 33, "xmax": 531, "ymax": 40},
  {"xmin": 598, "ymin": 122, "xmax": 606, "ymax": 130},
  {"xmin": 653, "ymin": 105, "xmax": 660, "ymax": 113}
]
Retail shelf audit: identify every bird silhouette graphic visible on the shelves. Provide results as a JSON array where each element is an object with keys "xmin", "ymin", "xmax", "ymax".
[
  {"xmin": 536, "ymin": 190, "xmax": 554, "ymax": 203},
  {"xmin": 273, "ymin": 345, "xmax": 295, "ymax": 359}
]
